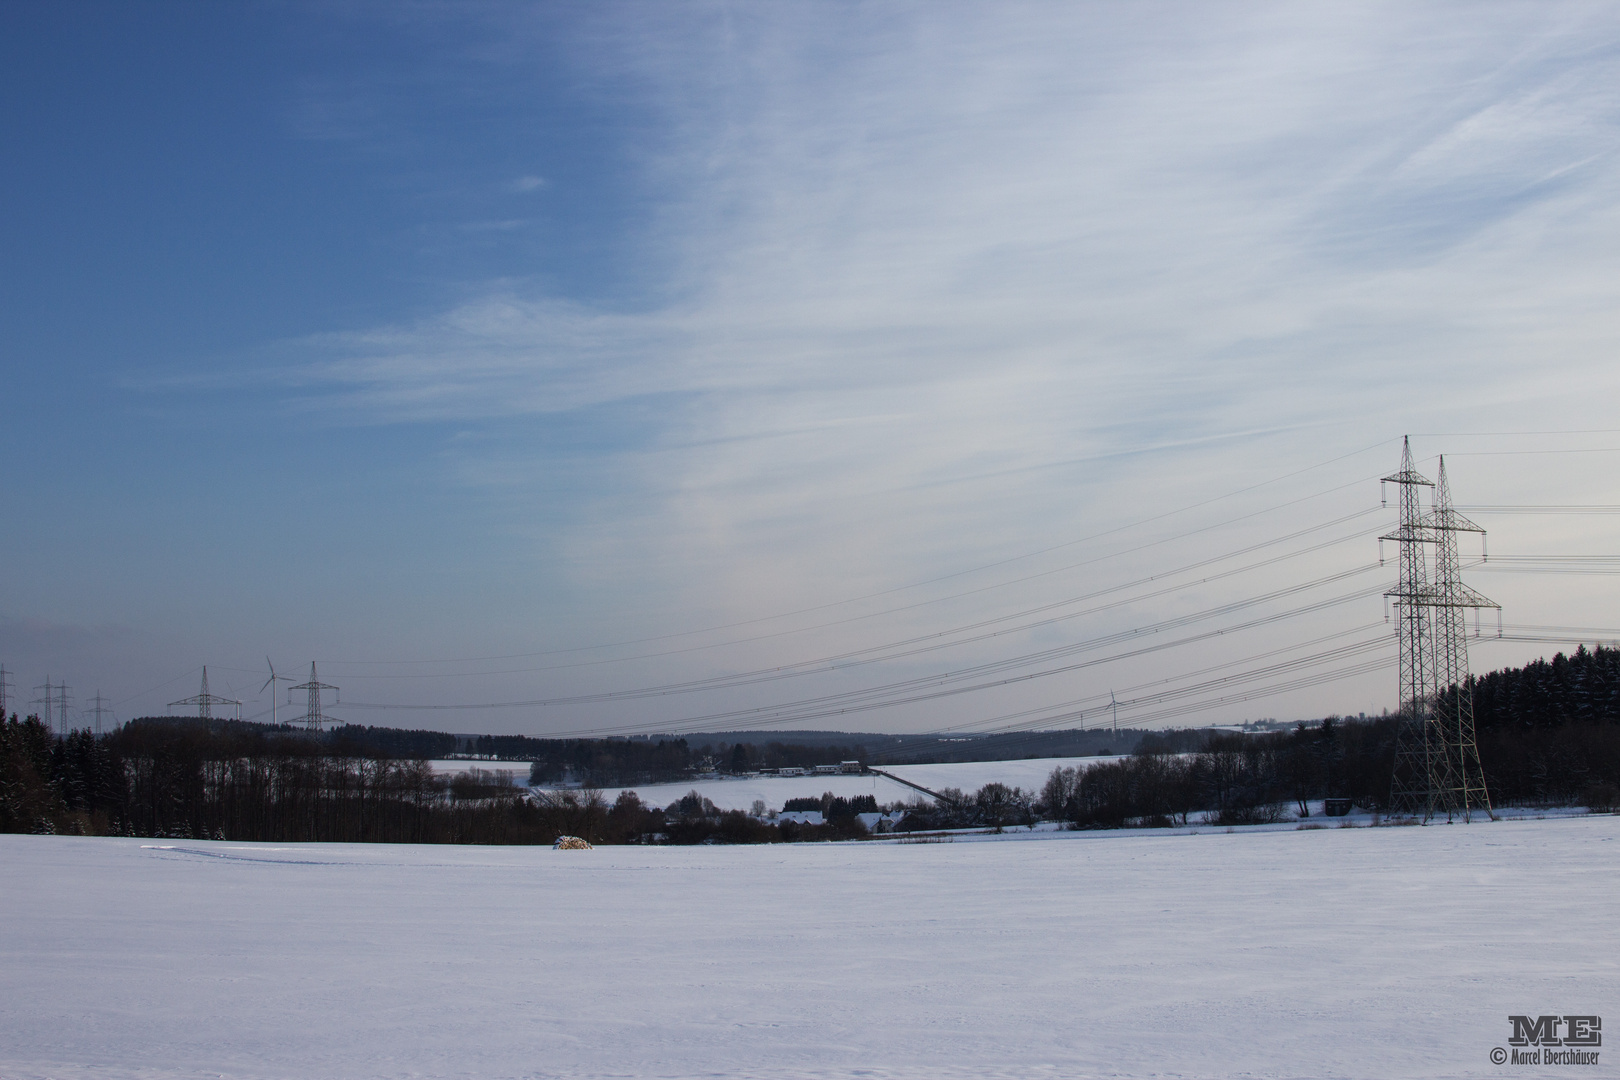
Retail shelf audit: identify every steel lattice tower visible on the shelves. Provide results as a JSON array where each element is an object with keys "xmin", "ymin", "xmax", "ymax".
[
  {"xmin": 1421, "ymin": 456, "xmax": 1497, "ymax": 821},
  {"xmin": 289, "ymin": 662, "xmax": 339, "ymax": 731},
  {"xmin": 168, "ymin": 667, "xmax": 242, "ymax": 722},
  {"xmin": 1382, "ymin": 438, "xmax": 1440, "ymax": 817},
  {"xmin": 1382, "ymin": 439, "xmax": 1498, "ymax": 821},
  {"xmin": 31, "ymin": 679, "xmax": 57, "ymax": 735}
]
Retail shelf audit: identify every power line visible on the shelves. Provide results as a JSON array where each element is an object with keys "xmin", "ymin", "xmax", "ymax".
[
  {"xmin": 319, "ymin": 439, "xmax": 1400, "ymax": 668},
  {"xmin": 341, "ymin": 518, "xmax": 1385, "ymax": 711},
  {"xmin": 922, "ymin": 622, "xmax": 1391, "ymax": 737},
  {"xmin": 528, "ymin": 576, "xmax": 1391, "ymax": 739}
]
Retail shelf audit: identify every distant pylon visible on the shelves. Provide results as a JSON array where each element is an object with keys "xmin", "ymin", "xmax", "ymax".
[
  {"xmin": 31, "ymin": 679, "xmax": 71, "ymax": 735},
  {"xmin": 0, "ymin": 664, "xmax": 12, "ymax": 720},
  {"xmin": 87, "ymin": 690, "xmax": 113, "ymax": 735},
  {"xmin": 289, "ymin": 662, "xmax": 339, "ymax": 731},
  {"xmin": 31, "ymin": 678, "xmax": 56, "ymax": 735},
  {"xmin": 168, "ymin": 666, "xmax": 243, "ymax": 721}
]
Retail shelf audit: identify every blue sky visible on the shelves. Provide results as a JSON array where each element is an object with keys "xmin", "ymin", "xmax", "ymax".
[{"xmin": 5, "ymin": 3, "xmax": 1620, "ymax": 735}]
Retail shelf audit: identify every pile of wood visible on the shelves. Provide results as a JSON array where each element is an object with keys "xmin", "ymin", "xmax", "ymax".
[{"xmin": 552, "ymin": 835, "xmax": 592, "ymax": 850}]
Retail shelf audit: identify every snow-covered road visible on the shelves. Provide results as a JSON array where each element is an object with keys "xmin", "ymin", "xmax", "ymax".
[{"xmin": 3, "ymin": 816, "xmax": 1614, "ymax": 1079}]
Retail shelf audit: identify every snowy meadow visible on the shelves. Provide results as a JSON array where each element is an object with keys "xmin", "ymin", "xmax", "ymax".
[{"xmin": 4, "ymin": 816, "xmax": 1615, "ymax": 1080}]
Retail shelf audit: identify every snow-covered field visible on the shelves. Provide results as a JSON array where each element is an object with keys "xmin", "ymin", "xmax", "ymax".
[
  {"xmin": 4, "ymin": 816, "xmax": 1615, "ymax": 1079},
  {"xmin": 580, "ymin": 755, "xmax": 1106, "ymax": 811},
  {"xmin": 427, "ymin": 759, "xmax": 532, "ymax": 779}
]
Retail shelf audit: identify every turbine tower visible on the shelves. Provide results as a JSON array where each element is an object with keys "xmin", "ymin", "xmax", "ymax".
[
  {"xmin": 289, "ymin": 662, "xmax": 339, "ymax": 731},
  {"xmin": 261, "ymin": 658, "xmax": 295, "ymax": 727}
]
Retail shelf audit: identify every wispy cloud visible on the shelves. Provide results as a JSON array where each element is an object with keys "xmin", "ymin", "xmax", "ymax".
[{"xmin": 244, "ymin": 2, "xmax": 1620, "ymax": 644}]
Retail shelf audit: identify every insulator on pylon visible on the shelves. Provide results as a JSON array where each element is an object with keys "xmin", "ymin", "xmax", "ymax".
[{"xmin": 1378, "ymin": 538, "xmax": 1384, "ymax": 566}]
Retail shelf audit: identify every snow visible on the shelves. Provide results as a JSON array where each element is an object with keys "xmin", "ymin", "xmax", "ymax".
[
  {"xmin": 4, "ymin": 815, "xmax": 1616, "ymax": 1079},
  {"xmin": 427, "ymin": 759, "xmax": 532, "ymax": 779},
  {"xmin": 581, "ymin": 755, "xmax": 1107, "ymax": 811},
  {"xmin": 879, "ymin": 754, "xmax": 1106, "ymax": 794}
]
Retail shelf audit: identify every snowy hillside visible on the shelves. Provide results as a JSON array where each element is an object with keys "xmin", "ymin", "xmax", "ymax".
[
  {"xmin": 5, "ymin": 816, "xmax": 1615, "ymax": 1079},
  {"xmin": 426, "ymin": 759, "xmax": 532, "ymax": 779},
  {"xmin": 582, "ymin": 755, "xmax": 1108, "ymax": 811}
]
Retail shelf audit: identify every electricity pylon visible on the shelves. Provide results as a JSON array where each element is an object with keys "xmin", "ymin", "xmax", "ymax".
[
  {"xmin": 169, "ymin": 667, "xmax": 242, "ymax": 721},
  {"xmin": 0, "ymin": 664, "xmax": 12, "ymax": 720},
  {"xmin": 1383, "ymin": 438, "xmax": 1440, "ymax": 817},
  {"xmin": 289, "ymin": 662, "xmax": 339, "ymax": 731},
  {"xmin": 32, "ymin": 679, "xmax": 57, "ymax": 735},
  {"xmin": 1421, "ymin": 456, "xmax": 1497, "ymax": 821},
  {"xmin": 1382, "ymin": 439, "xmax": 1497, "ymax": 822},
  {"xmin": 32, "ymin": 679, "xmax": 71, "ymax": 735},
  {"xmin": 87, "ymin": 691, "xmax": 113, "ymax": 735}
]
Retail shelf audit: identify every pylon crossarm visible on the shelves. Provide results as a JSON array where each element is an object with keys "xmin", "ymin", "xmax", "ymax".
[{"xmin": 1421, "ymin": 508, "xmax": 1486, "ymax": 533}]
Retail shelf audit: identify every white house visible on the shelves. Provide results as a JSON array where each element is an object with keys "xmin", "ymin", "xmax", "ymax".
[{"xmin": 855, "ymin": 812, "xmax": 907, "ymax": 834}]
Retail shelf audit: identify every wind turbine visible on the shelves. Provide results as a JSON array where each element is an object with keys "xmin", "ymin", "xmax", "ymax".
[{"xmin": 262, "ymin": 658, "xmax": 294, "ymax": 727}]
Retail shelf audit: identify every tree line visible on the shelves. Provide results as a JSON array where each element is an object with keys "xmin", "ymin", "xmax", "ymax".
[{"xmin": 5, "ymin": 646, "xmax": 1619, "ymax": 841}]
